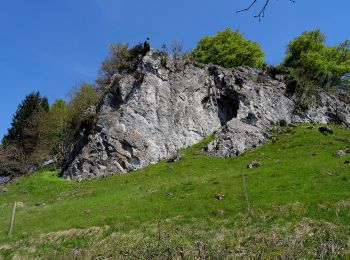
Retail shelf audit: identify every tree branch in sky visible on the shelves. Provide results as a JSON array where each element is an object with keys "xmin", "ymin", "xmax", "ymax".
[{"xmin": 237, "ymin": 0, "xmax": 295, "ymax": 20}]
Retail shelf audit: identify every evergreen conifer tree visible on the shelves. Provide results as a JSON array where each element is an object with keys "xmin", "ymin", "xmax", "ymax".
[{"xmin": 3, "ymin": 92, "xmax": 49, "ymax": 146}]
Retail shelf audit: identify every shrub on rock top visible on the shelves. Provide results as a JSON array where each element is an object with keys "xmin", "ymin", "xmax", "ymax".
[
  {"xmin": 283, "ymin": 29, "xmax": 350, "ymax": 89},
  {"xmin": 192, "ymin": 28, "xmax": 265, "ymax": 68},
  {"xmin": 96, "ymin": 41, "xmax": 151, "ymax": 87}
]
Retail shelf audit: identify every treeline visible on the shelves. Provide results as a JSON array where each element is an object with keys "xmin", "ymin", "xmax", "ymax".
[
  {"xmin": 0, "ymin": 83, "xmax": 99, "ymax": 178},
  {"xmin": 0, "ymin": 41, "xmax": 151, "ymax": 180},
  {"xmin": 1, "ymin": 30, "xmax": 349, "ymax": 179},
  {"xmin": 191, "ymin": 28, "xmax": 350, "ymax": 109}
]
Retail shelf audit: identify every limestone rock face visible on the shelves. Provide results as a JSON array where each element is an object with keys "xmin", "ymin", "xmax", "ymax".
[
  {"xmin": 204, "ymin": 119, "xmax": 267, "ymax": 157},
  {"xmin": 62, "ymin": 50, "xmax": 350, "ymax": 181}
]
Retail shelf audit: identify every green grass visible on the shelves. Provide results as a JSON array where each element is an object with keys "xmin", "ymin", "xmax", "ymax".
[{"xmin": 0, "ymin": 124, "xmax": 349, "ymax": 259}]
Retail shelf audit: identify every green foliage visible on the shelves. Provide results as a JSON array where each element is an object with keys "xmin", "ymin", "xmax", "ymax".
[
  {"xmin": 284, "ymin": 30, "xmax": 350, "ymax": 89},
  {"xmin": 96, "ymin": 42, "xmax": 151, "ymax": 87},
  {"xmin": 1, "ymin": 92, "xmax": 50, "ymax": 176},
  {"xmin": 0, "ymin": 83, "xmax": 101, "ymax": 177},
  {"xmin": 0, "ymin": 84, "xmax": 101, "ymax": 177},
  {"xmin": 285, "ymin": 68, "xmax": 320, "ymax": 111},
  {"xmin": 284, "ymin": 30, "xmax": 326, "ymax": 69},
  {"xmin": 66, "ymin": 82, "xmax": 99, "ymax": 136},
  {"xmin": 21, "ymin": 108, "xmax": 51, "ymax": 160},
  {"xmin": 282, "ymin": 30, "xmax": 350, "ymax": 110},
  {"xmin": 192, "ymin": 28, "xmax": 265, "ymax": 68},
  {"xmin": 45, "ymin": 99, "xmax": 70, "ymax": 157},
  {"xmin": 0, "ymin": 124, "xmax": 350, "ymax": 258},
  {"xmin": 266, "ymin": 64, "xmax": 288, "ymax": 79},
  {"xmin": 3, "ymin": 92, "xmax": 49, "ymax": 146},
  {"xmin": 279, "ymin": 119, "xmax": 287, "ymax": 127},
  {"xmin": 48, "ymin": 99, "xmax": 68, "ymax": 142}
]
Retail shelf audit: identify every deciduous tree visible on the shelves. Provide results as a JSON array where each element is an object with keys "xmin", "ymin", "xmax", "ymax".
[{"xmin": 192, "ymin": 28, "xmax": 265, "ymax": 68}]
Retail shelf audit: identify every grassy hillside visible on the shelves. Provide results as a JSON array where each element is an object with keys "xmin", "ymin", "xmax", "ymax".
[{"xmin": 0, "ymin": 124, "xmax": 349, "ymax": 259}]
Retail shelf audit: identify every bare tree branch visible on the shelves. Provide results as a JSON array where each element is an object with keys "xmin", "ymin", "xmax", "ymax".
[
  {"xmin": 237, "ymin": 0, "xmax": 295, "ymax": 21},
  {"xmin": 236, "ymin": 0, "xmax": 259, "ymax": 13}
]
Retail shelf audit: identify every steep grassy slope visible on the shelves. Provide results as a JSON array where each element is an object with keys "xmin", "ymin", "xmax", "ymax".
[{"xmin": 0, "ymin": 124, "xmax": 349, "ymax": 259}]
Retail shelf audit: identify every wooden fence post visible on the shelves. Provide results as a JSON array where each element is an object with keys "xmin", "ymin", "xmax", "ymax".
[
  {"xmin": 8, "ymin": 201, "xmax": 17, "ymax": 238},
  {"xmin": 241, "ymin": 172, "xmax": 254, "ymax": 217}
]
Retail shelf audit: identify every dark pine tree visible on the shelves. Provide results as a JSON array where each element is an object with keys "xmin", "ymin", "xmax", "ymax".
[{"xmin": 3, "ymin": 92, "xmax": 49, "ymax": 146}]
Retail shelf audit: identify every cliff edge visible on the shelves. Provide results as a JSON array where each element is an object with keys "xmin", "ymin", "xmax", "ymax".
[{"xmin": 63, "ymin": 50, "xmax": 350, "ymax": 181}]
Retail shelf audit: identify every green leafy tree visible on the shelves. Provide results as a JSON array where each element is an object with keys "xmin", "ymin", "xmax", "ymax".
[
  {"xmin": 283, "ymin": 30, "xmax": 350, "ymax": 87},
  {"xmin": 43, "ymin": 99, "xmax": 70, "ymax": 159},
  {"xmin": 22, "ymin": 108, "xmax": 51, "ymax": 163},
  {"xmin": 192, "ymin": 28, "xmax": 265, "ymax": 68},
  {"xmin": 67, "ymin": 82, "xmax": 100, "ymax": 136},
  {"xmin": 282, "ymin": 30, "xmax": 350, "ymax": 110},
  {"xmin": 284, "ymin": 30, "xmax": 325, "ymax": 69},
  {"xmin": 49, "ymin": 99, "xmax": 68, "ymax": 140}
]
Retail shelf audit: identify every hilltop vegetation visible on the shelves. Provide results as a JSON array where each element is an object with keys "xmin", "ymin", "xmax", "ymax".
[
  {"xmin": 0, "ymin": 28, "xmax": 349, "ymax": 258},
  {"xmin": 1, "ymin": 29, "xmax": 349, "ymax": 181},
  {"xmin": 0, "ymin": 84, "xmax": 100, "ymax": 181},
  {"xmin": 192, "ymin": 28, "xmax": 266, "ymax": 68},
  {"xmin": 0, "ymin": 42, "xmax": 152, "ymax": 182},
  {"xmin": 0, "ymin": 124, "xmax": 349, "ymax": 258}
]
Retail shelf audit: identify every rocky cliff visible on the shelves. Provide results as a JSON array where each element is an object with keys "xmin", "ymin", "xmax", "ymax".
[{"xmin": 62, "ymin": 50, "xmax": 350, "ymax": 181}]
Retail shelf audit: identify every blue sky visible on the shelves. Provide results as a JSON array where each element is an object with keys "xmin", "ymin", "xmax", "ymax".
[{"xmin": 0, "ymin": 0, "xmax": 349, "ymax": 139}]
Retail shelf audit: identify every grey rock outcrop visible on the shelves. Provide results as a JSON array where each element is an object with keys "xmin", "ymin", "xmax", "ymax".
[
  {"xmin": 204, "ymin": 119, "xmax": 267, "ymax": 157},
  {"xmin": 63, "ymin": 50, "xmax": 350, "ymax": 181}
]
